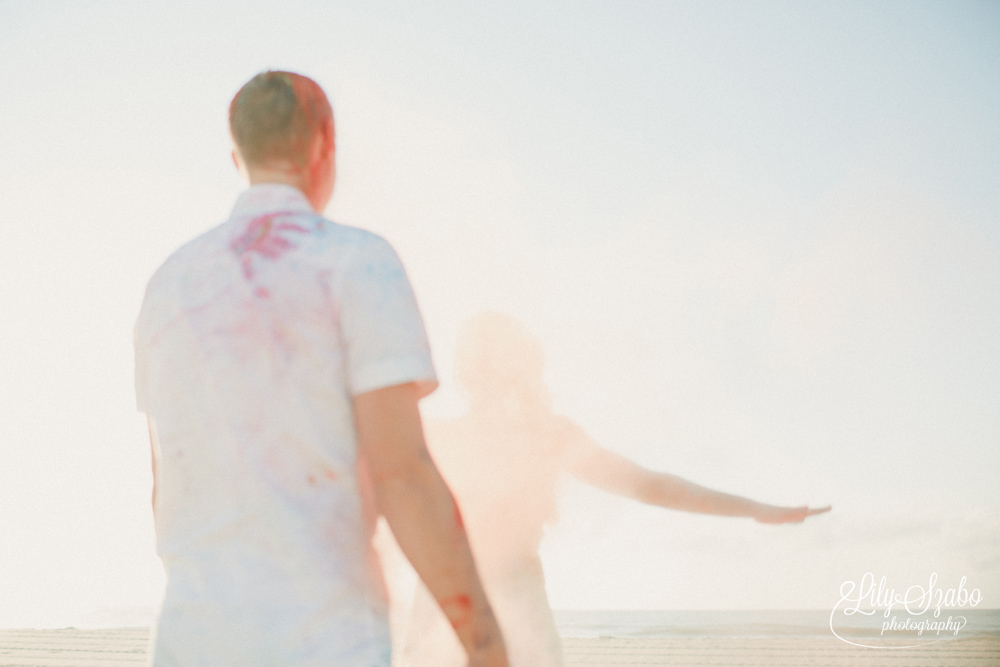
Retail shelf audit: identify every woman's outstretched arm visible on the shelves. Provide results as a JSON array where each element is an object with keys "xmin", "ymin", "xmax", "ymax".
[{"xmin": 558, "ymin": 420, "xmax": 830, "ymax": 524}]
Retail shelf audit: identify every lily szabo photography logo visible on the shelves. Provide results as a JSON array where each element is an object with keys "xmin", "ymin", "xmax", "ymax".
[{"xmin": 830, "ymin": 573, "xmax": 982, "ymax": 649}]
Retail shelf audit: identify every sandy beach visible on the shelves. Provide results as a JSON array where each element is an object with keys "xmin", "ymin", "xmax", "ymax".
[{"xmin": 1, "ymin": 629, "xmax": 998, "ymax": 666}]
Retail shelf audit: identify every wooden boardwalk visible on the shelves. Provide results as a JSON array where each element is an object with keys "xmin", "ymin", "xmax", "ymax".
[
  {"xmin": 0, "ymin": 630, "xmax": 147, "ymax": 666},
  {"xmin": 561, "ymin": 636, "xmax": 1000, "ymax": 666},
  {"xmin": 1, "ymin": 629, "xmax": 997, "ymax": 666}
]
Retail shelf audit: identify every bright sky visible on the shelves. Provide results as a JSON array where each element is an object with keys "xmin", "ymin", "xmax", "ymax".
[{"xmin": 1, "ymin": 1, "xmax": 998, "ymax": 627}]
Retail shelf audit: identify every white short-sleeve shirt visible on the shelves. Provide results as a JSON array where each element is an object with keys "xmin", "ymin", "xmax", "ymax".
[{"xmin": 134, "ymin": 184, "xmax": 437, "ymax": 667}]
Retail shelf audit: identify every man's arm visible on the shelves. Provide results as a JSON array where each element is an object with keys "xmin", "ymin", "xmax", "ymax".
[
  {"xmin": 560, "ymin": 421, "xmax": 830, "ymax": 524},
  {"xmin": 147, "ymin": 416, "xmax": 157, "ymax": 515},
  {"xmin": 353, "ymin": 383, "xmax": 507, "ymax": 667}
]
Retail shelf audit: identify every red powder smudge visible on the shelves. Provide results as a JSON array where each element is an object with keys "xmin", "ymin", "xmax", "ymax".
[
  {"xmin": 439, "ymin": 594, "xmax": 473, "ymax": 631},
  {"xmin": 255, "ymin": 287, "xmax": 271, "ymax": 299},
  {"xmin": 324, "ymin": 469, "xmax": 338, "ymax": 481},
  {"xmin": 231, "ymin": 212, "xmax": 310, "ymax": 279}
]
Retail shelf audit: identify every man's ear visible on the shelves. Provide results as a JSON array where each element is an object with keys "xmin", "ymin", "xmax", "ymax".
[
  {"xmin": 231, "ymin": 149, "xmax": 239, "ymax": 169},
  {"xmin": 320, "ymin": 119, "xmax": 335, "ymax": 155},
  {"xmin": 307, "ymin": 121, "xmax": 335, "ymax": 169}
]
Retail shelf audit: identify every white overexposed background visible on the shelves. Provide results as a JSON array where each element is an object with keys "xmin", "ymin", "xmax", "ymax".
[{"xmin": 1, "ymin": 0, "xmax": 998, "ymax": 627}]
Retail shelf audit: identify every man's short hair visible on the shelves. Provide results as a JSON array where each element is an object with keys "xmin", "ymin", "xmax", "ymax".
[{"xmin": 229, "ymin": 70, "xmax": 333, "ymax": 167}]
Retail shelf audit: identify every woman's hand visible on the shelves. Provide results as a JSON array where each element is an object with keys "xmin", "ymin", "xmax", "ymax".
[{"xmin": 753, "ymin": 504, "xmax": 832, "ymax": 524}]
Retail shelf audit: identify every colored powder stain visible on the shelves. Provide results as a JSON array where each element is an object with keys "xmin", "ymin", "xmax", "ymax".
[
  {"xmin": 255, "ymin": 287, "xmax": 271, "ymax": 299},
  {"xmin": 231, "ymin": 212, "xmax": 310, "ymax": 279},
  {"xmin": 439, "ymin": 594, "xmax": 473, "ymax": 631},
  {"xmin": 323, "ymin": 469, "xmax": 338, "ymax": 481},
  {"xmin": 307, "ymin": 474, "xmax": 317, "ymax": 486}
]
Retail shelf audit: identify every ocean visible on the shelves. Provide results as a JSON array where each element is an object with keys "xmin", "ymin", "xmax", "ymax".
[{"xmin": 552, "ymin": 608, "xmax": 1000, "ymax": 640}]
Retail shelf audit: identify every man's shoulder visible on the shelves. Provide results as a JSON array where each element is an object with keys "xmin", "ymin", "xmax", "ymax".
[
  {"xmin": 134, "ymin": 222, "xmax": 231, "ymax": 340},
  {"xmin": 317, "ymin": 218, "xmax": 394, "ymax": 256},
  {"xmin": 313, "ymin": 221, "xmax": 409, "ymax": 284},
  {"xmin": 142, "ymin": 222, "xmax": 229, "ymax": 295},
  {"xmin": 138, "ymin": 216, "xmax": 395, "ymax": 310}
]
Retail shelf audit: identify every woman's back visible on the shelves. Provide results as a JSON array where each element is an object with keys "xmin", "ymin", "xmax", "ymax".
[
  {"xmin": 426, "ymin": 408, "xmax": 570, "ymax": 573},
  {"xmin": 397, "ymin": 313, "xmax": 570, "ymax": 666}
]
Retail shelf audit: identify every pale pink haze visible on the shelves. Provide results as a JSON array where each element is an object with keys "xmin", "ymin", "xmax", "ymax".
[{"xmin": 396, "ymin": 312, "xmax": 830, "ymax": 667}]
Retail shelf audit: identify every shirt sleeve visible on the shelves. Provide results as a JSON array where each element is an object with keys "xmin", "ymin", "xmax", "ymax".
[{"xmin": 338, "ymin": 235, "xmax": 438, "ymax": 398}]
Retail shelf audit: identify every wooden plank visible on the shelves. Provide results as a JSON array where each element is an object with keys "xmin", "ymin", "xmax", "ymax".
[{"xmin": 1, "ymin": 630, "xmax": 997, "ymax": 667}]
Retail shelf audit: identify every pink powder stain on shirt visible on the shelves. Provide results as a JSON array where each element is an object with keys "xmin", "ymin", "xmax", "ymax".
[
  {"xmin": 308, "ymin": 469, "xmax": 338, "ymax": 487},
  {"xmin": 231, "ymin": 212, "xmax": 310, "ymax": 280}
]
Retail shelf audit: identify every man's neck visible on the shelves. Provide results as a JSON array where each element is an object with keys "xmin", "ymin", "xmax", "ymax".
[
  {"xmin": 245, "ymin": 164, "xmax": 327, "ymax": 213},
  {"xmin": 247, "ymin": 168, "xmax": 305, "ymax": 193}
]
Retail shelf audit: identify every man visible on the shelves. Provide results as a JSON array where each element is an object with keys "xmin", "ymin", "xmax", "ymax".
[{"xmin": 134, "ymin": 71, "xmax": 507, "ymax": 667}]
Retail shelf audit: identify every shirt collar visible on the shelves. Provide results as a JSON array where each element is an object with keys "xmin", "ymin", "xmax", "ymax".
[{"xmin": 230, "ymin": 183, "xmax": 316, "ymax": 220}]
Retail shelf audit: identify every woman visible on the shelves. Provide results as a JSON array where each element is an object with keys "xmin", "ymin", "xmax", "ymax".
[{"xmin": 393, "ymin": 312, "xmax": 830, "ymax": 667}]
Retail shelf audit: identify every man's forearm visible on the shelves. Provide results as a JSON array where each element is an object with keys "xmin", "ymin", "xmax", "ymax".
[
  {"xmin": 353, "ymin": 383, "xmax": 506, "ymax": 665},
  {"xmin": 374, "ymin": 455, "xmax": 501, "ymax": 653},
  {"xmin": 147, "ymin": 417, "xmax": 158, "ymax": 515}
]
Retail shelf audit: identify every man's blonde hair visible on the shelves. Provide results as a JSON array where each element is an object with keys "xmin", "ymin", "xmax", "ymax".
[{"xmin": 229, "ymin": 70, "xmax": 333, "ymax": 167}]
